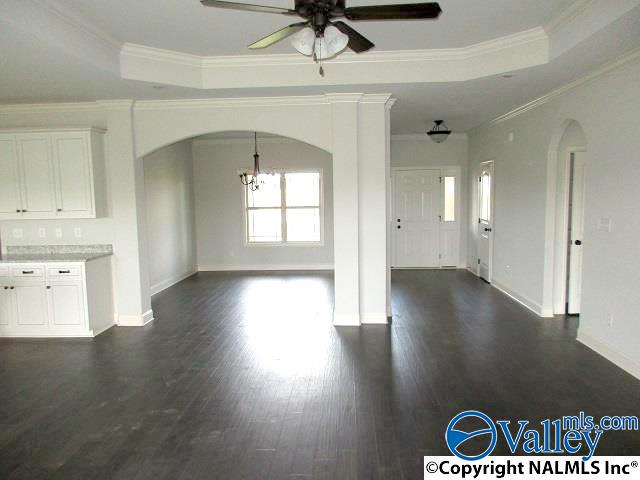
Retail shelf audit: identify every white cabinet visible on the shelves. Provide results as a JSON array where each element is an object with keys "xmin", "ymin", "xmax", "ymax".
[
  {"xmin": 0, "ymin": 137, "xmax": 21, "ymax": 215},
  {"xmin": 0, "ymin": 128, "xmax": 106, "ymax": 220},
  {"xmin": 0, "ymin": 258, "xmax": 113, "ymax": 337}
]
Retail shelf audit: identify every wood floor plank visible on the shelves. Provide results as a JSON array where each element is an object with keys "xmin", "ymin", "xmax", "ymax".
[{"xmin": 0, "ymin": 269, "xmax": 638, "ymax": 479}]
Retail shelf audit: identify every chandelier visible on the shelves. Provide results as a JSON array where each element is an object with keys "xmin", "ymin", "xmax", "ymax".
[{"xmin": 239, "ymin": 132, "xmax": 262, "ymax": 191}]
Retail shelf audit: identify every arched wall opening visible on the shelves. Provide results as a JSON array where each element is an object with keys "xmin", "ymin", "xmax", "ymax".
[
  {"xmin": 140, "ymin": 131, "xmax": 335, "ymax": 297},
  {"xmin": 547, "ymin": 119, "xmax": 587, "ymax": 315}
]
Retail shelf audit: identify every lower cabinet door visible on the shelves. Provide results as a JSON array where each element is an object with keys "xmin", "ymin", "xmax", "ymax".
[
  {"xmin": 0, "ymin": 287, "xmax": 12, "ymax": 326},
  {"xmin": 48, "ymin": 282, "xmax": 86, "ymax": 334},
  {"xmin": 13, "ymin": 284, "xmax": 49, "ymax": 333}
]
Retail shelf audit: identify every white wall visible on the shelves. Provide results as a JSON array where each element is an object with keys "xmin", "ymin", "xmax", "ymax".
[
  {"xmin": 468, "ymin": 56, "xmax": 640, "ymax": 378},
  {"xmin": 192, "ymin": 137, "xmax": 334, "ymax": 270},
  {"xmin": 143, "ymin": 140, "xmax": 197, "ymax": 294},
  {"xmin": 391, "ymin": 133, "xmax": 469, "ymax": 266}
]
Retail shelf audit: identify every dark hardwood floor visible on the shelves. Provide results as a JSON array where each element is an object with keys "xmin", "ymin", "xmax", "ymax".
[{"xmin": 0, "ymin": 270, "xmax": 638, "ymax": 479}]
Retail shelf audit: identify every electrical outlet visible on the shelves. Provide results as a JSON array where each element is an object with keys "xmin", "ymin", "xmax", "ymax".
[
  {"xmin": 55, "ymin": 228, "xmax": 63, "ymax": 239},
  {"xmin": 74, "ymin": 227, "xmax": 82, "ymax": 238},
  {"xmin": 37, "ymin": 227, "xmax": 46, "ymax": 238},
  {"xmin": 12, "ymin": 228, "xmax": 23, "ymax": 239}
]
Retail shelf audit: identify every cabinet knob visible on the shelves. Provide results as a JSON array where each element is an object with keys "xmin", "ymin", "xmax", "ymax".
[
  {"xmin": 3, "ymin": 286, "xmax": 7, "ymax": 290},
  {"xmin": 21, "ymin": 209, "xmax": 27, "ymax": 213},
  {"xmin": 57, "ymin": 208, "xmax": 62, "ymax": 212},
  {"xmin": 46, "ymin": 286, "xmax": 51, "ymax": 289},
  {"xmin": 16, "ymin": 209, "xmax": 20, "ymax": 213},
  {"xmin": 10, "ymin": 286, "xmax": 14, "ymax": 290}
]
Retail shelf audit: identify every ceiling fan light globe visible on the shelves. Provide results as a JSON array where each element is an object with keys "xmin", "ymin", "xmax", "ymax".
[
  {"xmin": 316, "ymin": 26, "xmax": 349, "ymax": 59},
  {"xmin": 428, "ymin": 132, "xmax": 449, "ymax": 143},
  {"xmin": 290, "ymin": 27, "xmax": 315, "ymax": 56}
]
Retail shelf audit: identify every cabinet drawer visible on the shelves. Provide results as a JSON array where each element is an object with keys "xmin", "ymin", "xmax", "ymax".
[
  {"xmin": 12, "ymin": 266, "xmax": 44, "ymax": 278},
  {"xmin": 47, "ymin": 266, "xmax": 81, "ymax": 278}
]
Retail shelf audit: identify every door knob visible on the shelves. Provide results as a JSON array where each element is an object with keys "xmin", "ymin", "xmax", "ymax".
[
  {"xmin": 484, "ymin": 227, "xmax": 492, "ymax": 232},
  {"xmin": 397, "ymin": 225, "xmax": 401, "ymax": 229},
  {"xmin": 397, "ymin": 218, "xmax": 401, "ymax": 222},
  {"xmin": 574, "ymin": 240, "xmax": 582, "ymax": 246}
]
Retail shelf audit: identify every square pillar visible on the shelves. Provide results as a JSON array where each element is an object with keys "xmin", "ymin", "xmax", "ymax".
[
  {"xmin": 100, "ymin": 101, "xmax": 153, "ymax": 326},
  {"xmin": 358, "ymin": 96, "xmax": 395, "ymax": 323},
  {"xmin": 329, "ymin": 95, "xmax": 361, "ymax": 325}
]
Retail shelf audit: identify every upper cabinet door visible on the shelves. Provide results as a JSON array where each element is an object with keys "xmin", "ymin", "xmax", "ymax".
[
  {"xmin": 0, "ymin": 136, "xmax": 22, "ymax": 217},
  {"xmin": 16, "ymin": 135, "xmax": 57, "ymax": 217},
  {"xmin": 52, "ymin": 133, "xmax": 94, "ymax": 217}
]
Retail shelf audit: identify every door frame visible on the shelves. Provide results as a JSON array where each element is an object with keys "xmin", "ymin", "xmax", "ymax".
[
  {"xmin": 390, "ymin": 165, "xmax": 462, "ymax": 268},
  {"xmin": 475, "ymin": 160, "xmax": 495, "ymax": 282},
  {"xmin": 553, "ymin": 146, "xmax": 587, "ymax": 314}
]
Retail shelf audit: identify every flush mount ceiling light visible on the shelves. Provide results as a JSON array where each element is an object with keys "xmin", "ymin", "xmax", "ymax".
[
  {"xmin": 200, "ymin": 0, "xmax": 442, "ymax": 75},
  {"xmin": 427, "ymin": 120, "xmax": 451, "ymax": 143}
]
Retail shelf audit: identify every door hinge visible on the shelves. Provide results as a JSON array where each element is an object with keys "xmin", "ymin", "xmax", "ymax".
[
  {"xmin": 439, "ymin": 215, "xmax": 442, "ymax": 222},
  {"xmin": 439, "ymin": 253, "xmax": 442, "ymax": 259},
  {"xmin": 477, "ymin": 258, "xmax": 481, "ymax": 265},
  {"xmin": 439, "ymin": 176, "xmax": 442, "ymax": 183}
]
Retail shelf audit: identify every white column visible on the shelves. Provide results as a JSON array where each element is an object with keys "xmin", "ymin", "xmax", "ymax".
[
  {"xmin": 358, "ymin": 95, "xmax": 395, "ymax": 323},
  {"xmin": 328, "ymin": 95, "xmax": 361, "ymax": 326},
  {"xmin": 100, "ymin": 101, "xmax": 153, "ymax": 326}
]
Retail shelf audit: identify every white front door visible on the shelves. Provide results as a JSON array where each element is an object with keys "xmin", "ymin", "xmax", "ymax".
[
  {"xmin": 477, "ymin": 162, "xmax": 494, "ymax": 281},
  {"xmin": 393, "ymin": 169, "xmax": 441, "ymax": 267},
  {"xmin": 567, "ymin": 151, "xmax": 586, "ymax": 314}
]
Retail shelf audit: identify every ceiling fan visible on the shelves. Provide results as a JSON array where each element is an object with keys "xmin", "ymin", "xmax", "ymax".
[{"xmin": 201, "ymin": 0, "xmax": 442, "ymax": 73}]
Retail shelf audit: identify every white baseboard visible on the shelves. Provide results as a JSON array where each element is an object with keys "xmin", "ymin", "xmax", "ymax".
[
  {"xmin": 198, "ymin": 264, "xmax": 333, "ymax": 271},
  {"xmin": 466, "ymin": 267, "xmax": 479, "ymax": 276},
  {"xmin": 577, "ymin": 330, "xmax": 640, "ymax": 381},
  {"xmin": 117, "ymin": 309, "xmax": 154, "ymax": 327},
  {"xmin": 360, "ymin": 313, "xmax": 389, "ymax": 324},
  {"xmin": 92, "ymin": 322, "xmax": 115, "ymax": 337},
  {"xmin": 491, "ymin": 279, "xmax": 551, "ymax": 318},
  {"xmin": 333, "ymin": 312, "xmax": 360, "ymax": 326},
  {"xmin": 150, "ymin": 269, "xmax": 197, "ymax": 296}
]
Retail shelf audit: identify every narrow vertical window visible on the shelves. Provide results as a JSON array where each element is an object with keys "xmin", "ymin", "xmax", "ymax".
[
  {"xmin": 443, "ymin": 176, "xmax": 456, "ymax": 222},
  {"xmin": 480, "ymin": 172, "xmax": 491, "ymax": 222}
]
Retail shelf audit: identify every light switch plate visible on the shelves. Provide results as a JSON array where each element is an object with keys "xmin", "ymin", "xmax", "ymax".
[
  {"xmin": 74, "ymin": 227, "xmax": 82, "ymax": 238},
  {"xmin": 597, "ymin": 217, "xmax": 612, "ymax": 232},
  {"xmin": 55, "ymin": 228, "xmax": 63, "ymax": 239},
  {"xmin": 38, "ymin": 227, "xmax": 46, "ymax": 238},
  {"xmin": 12, "ymin": 228, "xmax": 23, "ymax": 239}
]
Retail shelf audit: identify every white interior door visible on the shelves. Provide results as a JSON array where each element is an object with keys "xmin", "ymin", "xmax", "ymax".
[
  {"xmin": 477, "ymin": 162, "xmax": 494, "ymax": 281},
  {"xmin": 567, "ymin": 151, "xmax": 586, "ymax": 314},
  {"xmin": 393, "ymin": 169, "xmax": 441, "ymax": 267}
]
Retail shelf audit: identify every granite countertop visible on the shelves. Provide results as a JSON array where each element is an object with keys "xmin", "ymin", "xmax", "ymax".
[
  {"xmin": 0, "ymin": 244, "xmax": 113, "ymax": 264},
  {"xmin": 0, "ymin": 252, "xmax": 112, "ymax": 264}
]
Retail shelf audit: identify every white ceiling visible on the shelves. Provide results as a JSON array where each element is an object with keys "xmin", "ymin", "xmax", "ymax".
[
  {"xmin": 1, "ymin": 0, "xmax": 640, "ymax": 133},
  {"xmin": 60, "ymin": 0, "xmax": 574, "ymax": 55}
]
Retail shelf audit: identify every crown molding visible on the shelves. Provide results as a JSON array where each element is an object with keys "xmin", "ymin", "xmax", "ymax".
[
  {"xmin": 95, "ymin": 99, "xmax": 135, "ymax": 110},
  {"xmin": 543, "ymin": 0, "xmax": 593, "ymax": 34},
  {"xmin": 0, "ymin": 101, "xmax": 104, "ymax": 114},
  {"xmin": 134, "ymin": 93, "xmax": 391, "ymax": 111},
  {"xmin": 37, "ymin": 0, "xmax": 122, "ymax": 51},
  {"xmin": 120, "ymin": 27, "xmax": 549, "ymax": 89},
  {"xmin": 474, "ymin": 47, "xmax": 640, "ymax": 131}
]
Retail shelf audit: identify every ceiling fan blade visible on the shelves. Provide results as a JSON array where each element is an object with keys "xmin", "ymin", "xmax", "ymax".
[
  {"xmin": 248, "ymin": 22, "xmax": 308, "ymax": 49},
  {"xmin": 333, "ymin": 21, "xmax": 375, "ymax": 53},
  {"xmin": 201, "ymin": 0, "xmax": 297, "ymax": 16},
  {"xmin": 344, "ymin": 2, "xmax": 442, "ymax": 21}
]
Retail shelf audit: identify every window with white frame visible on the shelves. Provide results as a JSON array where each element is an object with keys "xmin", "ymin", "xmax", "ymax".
[{"xmin": 245, "ymin": 171, "xmax": 322, "ymax": 243}]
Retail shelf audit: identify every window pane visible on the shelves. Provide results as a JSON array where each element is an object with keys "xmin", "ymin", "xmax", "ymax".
[
  {"xmin": 247, "ymin": 173, "xmax": 281, "ymax": 208},
  {"xmin": 248, "ymin": 208, "xmax": 282, "ymax": 242},
  {"xmin": 285, "ymin": 172, "xmax": 320, "ymax": 207},
  {"xmin": 480, "ymin": 173, "xmax": 491, "ymax": 222},
  {"xmin": 443, "ymin": 176, "xmax": 456, "ymax": 222},
  {"xmin": 286, "ymin": 208, "xmax": 320, "ymax": 242}
]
